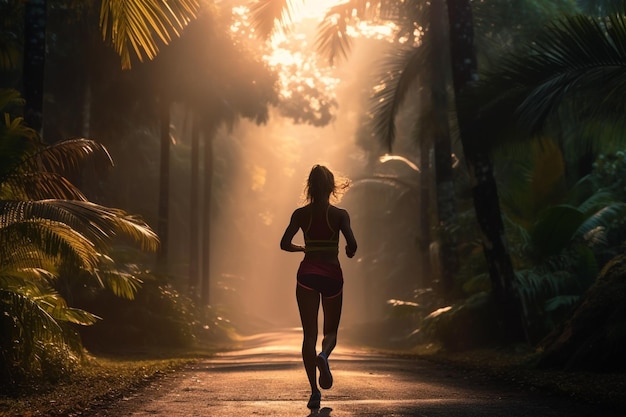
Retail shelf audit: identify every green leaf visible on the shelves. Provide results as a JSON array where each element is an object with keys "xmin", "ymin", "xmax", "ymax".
[
  {"xmin": 100, "ymin": 0, "xmax": 200, "ymax": 69},
  {"xmin": 530, "ymin": 205, "xmax": 586, "ymax": 256}
]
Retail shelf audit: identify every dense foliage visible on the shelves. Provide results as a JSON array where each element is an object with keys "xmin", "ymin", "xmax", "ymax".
[
  {"xmin": 0, "ymin": 91, "xmax": 161, "ymax": 387},
  {"xmin": 3, "ymin": 0, "xmax": 626, "ymax": 390}
]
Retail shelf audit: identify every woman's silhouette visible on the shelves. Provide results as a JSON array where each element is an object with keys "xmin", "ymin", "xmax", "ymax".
[{"xmin": 280, "ymin": 165, "xmax": 358, "ymax": 409}]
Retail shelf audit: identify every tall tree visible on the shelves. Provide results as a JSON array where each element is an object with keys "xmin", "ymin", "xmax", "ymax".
[
  {"xmin": 445, "ymin": 0, "xmax": 526, "ymax": 341},
  {"xmin": 189, "ymin": 118, "xmax": 201, "ymax": 294},
  {"xmin": 150, "ymin": 6, "xmax": 278, "ymax": 302},
  {"xmin": 157, "ymin": 97, "xmax": 171, "ymax": 264},
  {"xmin": 430, "ymin": 0, "xmax": 458, "ymax": 294},
  {"xmin": 22, "ymin": 0, "xmax": 46, "ymax": 133},
  {"xmin": 16, "ymin": 0, "xmax": 200, "ymax": 272},
  {"xmin": 19, "ymin": 0, "xmax": 200, "ymax": 136}
]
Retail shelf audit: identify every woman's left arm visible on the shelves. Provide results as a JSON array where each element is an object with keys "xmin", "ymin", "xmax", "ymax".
[{"xmin": 280, "ymin": 211, "xmax": 305, "ymax": 252}]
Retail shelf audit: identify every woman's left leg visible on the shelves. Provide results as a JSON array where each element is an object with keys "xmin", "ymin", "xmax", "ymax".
[{"xmin": 296, "ymin": 284, "xmax": 321, "ymax": 394}]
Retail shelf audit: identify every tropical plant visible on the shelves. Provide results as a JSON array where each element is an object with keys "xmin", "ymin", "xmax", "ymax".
[
  {"xmin": 461, "ymin": 5, "xmax": 626, "ymax": 337},
  {"xmin": 99, "ymin": 0, "xmax": 201, "ymax": 70},
  {"xmin": 0, "ymin": 92, "xmax": 159, "ymax": 386},
  {"xmin": 470, "ymin": 9, "xmax": 626, "ymax": 146},
  {"xmin": 497, "ymin": 144, "xmax": 626, "ymax": 338}
]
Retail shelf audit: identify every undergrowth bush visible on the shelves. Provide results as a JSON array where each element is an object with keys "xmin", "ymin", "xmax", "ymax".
[{"xmin": 75, "ymin": 272, "xmax": 199, "ymax": 351}]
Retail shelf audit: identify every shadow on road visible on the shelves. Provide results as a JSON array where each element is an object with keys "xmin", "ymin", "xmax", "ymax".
[
  {"xmin": 88, "ymin": 329, "xmax": 626, "ymax": 416},
  {"xmin": 307, "ymin": 406, "xmax": 333, "ymax": 416}
]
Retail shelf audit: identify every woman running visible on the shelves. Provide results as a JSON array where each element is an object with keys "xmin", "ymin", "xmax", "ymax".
[{"xmin": 280, "ymin": 164, "xmax": 358, "ymax": 410}]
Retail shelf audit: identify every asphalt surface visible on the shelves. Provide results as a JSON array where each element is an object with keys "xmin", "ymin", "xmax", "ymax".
[{"xmin": 89, "ymin": 329, "xmax": 623, "ymax": 417}]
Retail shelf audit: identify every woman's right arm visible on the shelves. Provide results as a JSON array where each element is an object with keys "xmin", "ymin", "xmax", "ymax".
[
  {"xmin": 280, "ymin": 210, "xmax": 305, "ymax": 252},
  {"xmin": 339, "ymin": 209, "xmax": 357, "ymax": 258}
]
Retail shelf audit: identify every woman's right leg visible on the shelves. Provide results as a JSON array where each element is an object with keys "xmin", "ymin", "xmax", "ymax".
[
  {"xmin": 321, "ymin": 292, "xmax": 343, "ymax": 358},
  {"xmin": 296, "ymin": 284, "xmax": 321, "ymax": 394},
  {"xmin": 315, "ymin": 292, "xmax": 342, "ymax": 390}
]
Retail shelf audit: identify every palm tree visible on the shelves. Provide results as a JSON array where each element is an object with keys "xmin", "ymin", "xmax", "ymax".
[
  {"xmin": 0, "ymin": 91, "xmax": 159, "ymax": 384},
  {"xmin": 444, "ymin": 0, "xmax": 531, "ymax": 341},
  {"xmin": 370, "ymin": 0, "xmax": 579, "ymax": 299},
  {"xmin": 100, "ymin": 0, "xmax": 199, "ymax": 268},
  {"xmin": 370, "ymin": 0, "xmax": 460, "ymax": 293},
  {"xmin": 148, "ymin": 6, "xmax": 278, "ymax": 302},
  {"xmin": 466, "ymin": 7, "xmax": 626, "ymax": 341},
  {"xmin": 472, "ymin": 11, "xmax": 626, "ymax": 143},
  {"xmin": 15, "ymin": 0, "xmax": 200, "ymax": 272}
]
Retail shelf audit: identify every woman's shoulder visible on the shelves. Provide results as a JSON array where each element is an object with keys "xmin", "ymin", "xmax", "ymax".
[
  {"xmin": 329, "ymin": 205, "xmax": 349, "ymax": 217},
  {"xmin": 292, "ymin": 205, "xmax": 311, "ymax": 217}
]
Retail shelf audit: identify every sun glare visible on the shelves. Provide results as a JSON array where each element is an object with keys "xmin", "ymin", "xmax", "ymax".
[
  {"xmin": 230, "ymin": 1, "xmax": 398, "ymax": 114},
  {"xmin": 290, "ymin": 0, "xmax": 349, "ymax": 21}
]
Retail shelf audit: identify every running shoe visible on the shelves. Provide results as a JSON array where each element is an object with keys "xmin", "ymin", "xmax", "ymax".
[
  {"xmin": 316, "ymin": 352, "xmax": 333, "ymax": 389},
  {"xmin": 307, "ymin": 391, "xmax": 321, "ymax": 409}
]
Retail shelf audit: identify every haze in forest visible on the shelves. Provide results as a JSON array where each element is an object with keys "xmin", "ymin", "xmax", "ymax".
[{"xmin": 167, "ymin": 8, "xmax": 421, "ymax": 333}]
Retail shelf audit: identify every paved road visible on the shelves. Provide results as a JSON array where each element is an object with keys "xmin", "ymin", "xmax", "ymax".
[{"xmin": 90, "ymin": 329, "xmax": 622, "ymax": 417}]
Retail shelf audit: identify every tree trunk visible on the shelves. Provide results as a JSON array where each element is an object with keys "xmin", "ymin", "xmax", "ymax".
[
  {"xmin": 430, "ymin": 0, "xmax": 459, "ymax": 295},
  {"xmin": 445, "ymin": 0, "xmax": 527, "ymax": 342},
  {"xmin": 22, "ymin": 0, "xmax": 47, "ymax": 135},
  {"xmin": 157, "ymin": 98, "xmax": 171, "ymax": 267},
  {"xmin": 418, "ymin": 133, "xmax": 432, "ymax": 287},
  {"xmin": 201, "ymin": 130, "xmax": 214, "ymax": 305},
  {"xmin": 189, "ymin": 118, "xmax": 201, "ymax": 297}
]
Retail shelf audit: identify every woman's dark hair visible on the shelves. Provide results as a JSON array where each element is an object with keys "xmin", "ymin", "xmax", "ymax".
[{"xmin": 304, "ymin": 165, "xmax": 349, "ymax": 204}]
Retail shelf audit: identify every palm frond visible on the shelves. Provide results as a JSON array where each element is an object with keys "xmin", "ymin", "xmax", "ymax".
[
  {"xmin": 475, "ymin": 12, "xmax": 626, "ymax": 138},
  {"xmin": 315, "ymin": 3, "xmax": 353, "ymax": 66},
  {"xmin": 248, "ymin": 0, "xmax": 299, "ymax": 39},
  {"xmin": 49, "ymin": 200, "xmax": 160, "ymax": 252},
  {"xmin": 544, "ymin": 294, "xmax": 580, "ymax": 313},
  {"xmin": 0, "ymin": 219, "xmax": 100, "ymax": 272},
  {"xmin": 496, "ymin": 138, "xmax": 568, "ymax": 225},
  {"xmin": 576, "ymin": 190, "xmax": 618, "ymax": 215},
  {"xmin": 516, "ymin": 269, "xmax": 577, "ymax": 307},
  {"xmin": 370, "ymin": 46, "xmax": 425, "ymax": 150},
  {"xmin": 2, "ymin": 172, "xmax": 87, "ymax": 201},
  {"xmin": 0, "ymin": 268, "xmax": 57, "ymax": 291},
  {"xmin": 576, "ymin": 202, "xmax": 626, "ymax": 238},
  {"xmin": 0, "ymin": 285, "xmax": 92, "ymax": 378},
  {"xmin": 0, "ymin": 101, "xmax": 38, "ymax": 182},
  {"xmin": 100, "ymin": 0, "xmax": 200, "ymax": 69},
  {"xmin": 21, "ymin": 138, "xmax": 114, "ymax": 177},
  {"xmin": 0, "ymin": 200, "xmax": 159, "ymax": 253},
  {"xmin": 1, "ymin": 138, "xmax": 112, "ymax": 200},
  {"xmin": 516, "ymin": 269, "xmax": 569, "ymax": 298},
  {"xmin": 27, "ymin": 282, "xmax": 99, "ymax": 326},
  {"xmin": 0, "ymin": 289, "xmax": 63, "ymax": 344},
  {"xmin": 44, "ymin": 292, "xmax": 100, "ymax": 326},
  {"xmin": 96, "ymin": 269, "xmax": 142, "ymax": 300},
  {"xmin": 94, "ymin": 253, "xmax": 143, "ymax": 299}
]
